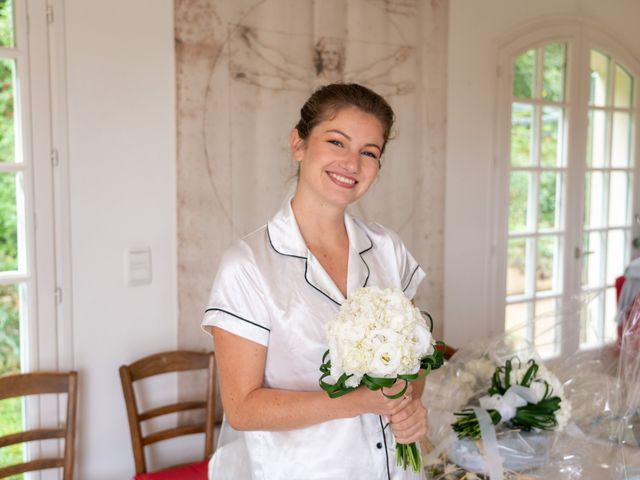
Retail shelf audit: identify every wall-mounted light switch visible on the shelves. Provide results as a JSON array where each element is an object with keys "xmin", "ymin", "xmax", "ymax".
[{"xmin": 127, "ymin": 248, "xmax": 152, "ymax": 286}]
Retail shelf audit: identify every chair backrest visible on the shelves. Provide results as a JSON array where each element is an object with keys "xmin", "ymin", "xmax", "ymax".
[
  {"xmin": 119, "ymin": 351, "xmax": 216, "ymax": 475},
  {"xmin": 0, "ymin": 371, "xmax": 78, "ymax": 480}
]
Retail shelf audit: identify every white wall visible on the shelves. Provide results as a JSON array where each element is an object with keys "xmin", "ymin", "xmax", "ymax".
[
  {"xmin": 63, "ymin": 1, "xmax": 178, "ymax": 477},
  {"xmin": 444, "ymin": 0, "xmax": 640, "ymax": 347}
]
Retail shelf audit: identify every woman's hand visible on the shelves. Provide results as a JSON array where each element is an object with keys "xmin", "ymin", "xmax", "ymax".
[
  {"xmin": 389, "ymin": 396, "xmax": 428, "ymax": 444},
  {"xmin": 350, "ymin": 382, "xmax": 415, "ymax": 417}
]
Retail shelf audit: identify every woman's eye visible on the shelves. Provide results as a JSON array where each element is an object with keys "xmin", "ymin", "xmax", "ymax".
[
  {"xmin": 328, "ymin": 139, "xmax": 343, "ymax": 147},
  {"xmin": 361, "ymin": 151, "xmax": 379, "ymax": 160}
]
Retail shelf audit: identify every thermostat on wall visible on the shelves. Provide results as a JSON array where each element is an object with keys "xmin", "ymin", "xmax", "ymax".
[{"xmin": 127, "ymin": 248, "xmax": 152, "ymax": 286}]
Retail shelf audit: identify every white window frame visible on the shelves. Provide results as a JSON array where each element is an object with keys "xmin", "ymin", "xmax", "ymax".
[
  {"xmin": 490, "ymin": 19, "xmax": 640, "ymax": 358},
  {"xmin": 0, "ymin": 1, "xmax": 74, "ymax": 477}
]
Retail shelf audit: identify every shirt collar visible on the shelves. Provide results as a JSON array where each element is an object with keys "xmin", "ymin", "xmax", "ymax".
[
  {"xmin": 267, "ymin": 199, "xmax": 373, "ymax": 256},
  {"xmin": 266, "ymin": 199, "xmax": 373, "ymax": 305}
]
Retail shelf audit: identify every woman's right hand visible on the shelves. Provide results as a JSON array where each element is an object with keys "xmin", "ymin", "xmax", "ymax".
[{"xmin": 350, "ymin": 381, "xmax": 414, "ymax": 417}]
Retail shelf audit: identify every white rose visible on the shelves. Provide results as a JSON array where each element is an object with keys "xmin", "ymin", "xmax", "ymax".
[
  {"xmin": 410, "ymin": 323, "xmax": 434, "ymax": 358},
  {"xmin": 370, "ymin": 343, "xmax": 402, "ymax": 377}
]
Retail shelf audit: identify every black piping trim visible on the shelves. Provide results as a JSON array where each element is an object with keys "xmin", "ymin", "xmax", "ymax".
[
  {"xmin": 204, "ymin": 308, "xmax": 270, "ymax": 332},
  {"xmin": 304, "ymin": 261, "xmax": 342, "ymax": 306},
  {"xmin": 267, "ymin": 222, "xmax": 374, "ymax": 305},
  {"xmin": 358, "ymin": 231, "xmax": 373, "ymax": 288},
  {"xmin": 268, "ymin": 224, "xmax": 344, "ymax": 306},
  {"xmin": 402, "ymin": 264, "xmax": 421, "ymax": 293},
  {"xmin": 266, "ymin": 224, "xmax": 306, "ymax": 259},
  {"xmin": 358, "ymin": 232, "xmax": 374, "ymax": 255},
  {"xmin": 360, "ymin": 251, "xmax": 371, "ymax": 288},
  {"xmin": 378, "ymin": 416, "xmax": 391, "ymax": 480}
]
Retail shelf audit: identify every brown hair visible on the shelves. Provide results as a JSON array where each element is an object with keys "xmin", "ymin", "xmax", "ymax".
[{"xmin": 294, "ymin": 83, "xmax": 395, "ymax": 155}]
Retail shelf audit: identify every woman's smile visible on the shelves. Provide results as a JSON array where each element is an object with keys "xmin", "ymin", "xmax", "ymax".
[{"xmin": 327, "ymin": 171, "xmax": 357, "ymax": 188}]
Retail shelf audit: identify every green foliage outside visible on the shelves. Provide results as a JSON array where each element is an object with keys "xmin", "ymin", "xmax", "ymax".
[
  {"xmin": 0, "ymin": 0, "xmax": 19, "ymax": 378},
  {"xmin": 0, "ymin": 1, "xmax": 24, "ymax": 476},
  {"xmin": 0, "ymin": 396, "xmax": 23, "ymax": 479},
  {"xmin": 508, "ymin": 44, "xmax": 566, "ymax": 295}
]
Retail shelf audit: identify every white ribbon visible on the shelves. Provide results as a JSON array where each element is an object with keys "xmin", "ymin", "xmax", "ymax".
[
  {"xmin": 478, "ymin": 385, "xmax": 539, "ymax": 423},
  {"xmin": 474, "ymin": 385, "xmax": 538, "ymax": 479},
  {"xmin": 473, "ymin": 407, "xmax": 503, "ymax": 479}
]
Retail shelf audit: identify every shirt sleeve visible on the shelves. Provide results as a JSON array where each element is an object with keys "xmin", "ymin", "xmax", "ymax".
[{"xmin": 201, "ymin": 242, "xmax": 271, "ymax": 347}]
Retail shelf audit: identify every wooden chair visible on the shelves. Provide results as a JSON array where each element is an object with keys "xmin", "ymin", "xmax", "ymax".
[
  {"xmin": 119, "ymin": 351, "xmax": 216, "ymax": 479},
  {"xmin": 0, "ymin": 371, "xmax": 78, "ymax": 480}
]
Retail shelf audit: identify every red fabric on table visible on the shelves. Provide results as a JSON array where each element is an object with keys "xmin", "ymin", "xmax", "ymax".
[
  {"xmin": 615, "ymin": 275, "xmax": 626, "ymax": 302},
  {"xmin": 616, "ymin": 275, "xmax": 626, "ymax": 349},
  {"xmin": 133, "ymin": 460, "xmax": 208, "ymax": 480}
]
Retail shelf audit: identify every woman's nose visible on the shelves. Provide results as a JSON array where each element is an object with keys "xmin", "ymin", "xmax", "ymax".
[{"xmin": 340, "ymin": 150, "xmax": 360, "ymax": 173}]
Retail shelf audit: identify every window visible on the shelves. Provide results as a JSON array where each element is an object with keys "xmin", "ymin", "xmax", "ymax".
[
  {"xmin": 0, "ymin": 0, "xmax": 64, "ymax": 473},
  {"xmin": 581, "ymin": 51, "xmax": 635, "ymax": 348},
  {"xmin": 496, "ymin": 26, "xmax": 639, "ymax": 358},
  {"xmin": 505, "ymin": 43, "xmax": 567, "ymax": 358}
]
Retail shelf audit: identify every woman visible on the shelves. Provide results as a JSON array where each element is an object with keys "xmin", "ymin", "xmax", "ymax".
[{"xmin": 202, "ymin": 84, "xmax": 428, "ymax": 479}]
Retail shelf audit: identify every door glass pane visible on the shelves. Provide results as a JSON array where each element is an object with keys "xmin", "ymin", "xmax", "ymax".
[
  {"xmin": 581, "ymin": 291, "xmax": 603, "ymax": 348},
  {"xmin": 604, "ymin": 287, "xmax": 618, "ymax": 342},
  {"xmin": 505, "ymin": 302, "xmax": 531, "ymax": 353},
  {"xmin": 584, "ymin": 171, "xmax": 606, "ymax": 228},
  {"xmin": 590, "ymin": 50, "xmax": 610, "ymax": 106},
  {"xmin": 606, "ymin": 229, "xmax": 626, "ymax": 285},
  {"xmin": 611, "ymin": 112, "xmax": 632, "ymax": 167},
  {"xmin": 587, "ymin": 110, "xmax": 607, "ymax": 168},
  {"xmin": 541, "ymin": 106, "xmax": 563, "ymax": 167},
  {"xmin": 582, "ymin": 232, "xmax": 604, "ymax": 288},
  {"xmin": 614, "ymin": 64, "xmax": 633, "ymax": 108},
  {"xmin": 608, "ymin": 171, "xmax": 629, "ymax": 226},
  {"xmin": 511, "ymin": 103, "xmax": 534, "ymax": 166},
  {"xmin": 542, "ymin": 43, "xmax": 565, "ymax": 102},
  {"xmin": 0, "ymin": 1, "xmax": 13, "ymax": 48},
  {"xmin": 509, "ymin": 171, "xmax": 531, "ymax": 232},
  {"xmin": 505, "ymin": 302, "xmax": 529, "ymax": 332},
  {"xmin": 0, "ymin": 172, "xmax": 18, "ymax": 272},
  {"xmin": 0, "ymin": 58, "xmax": 16, "ymax": 163},
  {"xmin": 0, "ymin": 283, "xmax": 20, "ymax": 374},
  {"xmin": 0, "ymin": 282, "xmax": 23, "ymax": 470},
  {"xmin": 539, "ymin": 172, "xmax": 561, "ymax": 230},
  {"xmin": 537, "ymin": 236, "xmax": 558, "ymax": 293},
  {"xmin": 535, "ymin": 298, "xmax": 559, "ymax": 358},
  {"xmin": 513, "ymin": 49, "xmax": 535, "ymax": 99},
  {"xmin": 507, "ymin": 238, "xmax": 526, "ymax": 296}
]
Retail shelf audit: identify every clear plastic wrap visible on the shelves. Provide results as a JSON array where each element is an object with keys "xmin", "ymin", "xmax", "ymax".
[{"xmin": 421, "ymin": 295, "xmax": 640, "ymax": 479}]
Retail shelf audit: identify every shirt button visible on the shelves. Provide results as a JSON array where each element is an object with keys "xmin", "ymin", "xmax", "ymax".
[{"xmin": 376, "ymin": 442, "xmax": 383, "ymax": 449}]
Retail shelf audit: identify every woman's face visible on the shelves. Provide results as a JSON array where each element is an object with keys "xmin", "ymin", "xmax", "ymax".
[{"xmin": 291, "ymin": 107, "xmax": 384, "ymax": 210}]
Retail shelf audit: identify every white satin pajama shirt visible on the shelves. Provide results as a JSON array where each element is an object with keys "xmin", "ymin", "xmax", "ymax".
[{"xmin": 202, "ymin": 200, "xmax": 426, "ymax": 480}]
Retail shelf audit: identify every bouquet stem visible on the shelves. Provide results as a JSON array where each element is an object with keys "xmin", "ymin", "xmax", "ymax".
[{"xmin": 396, "ymin": 441, "xmax": 422, "ymax": 472}]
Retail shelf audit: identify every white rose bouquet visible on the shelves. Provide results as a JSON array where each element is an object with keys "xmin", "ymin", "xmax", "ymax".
[
  {"xmin": 319, "ymin": 286, "xmax": 445, "ymax": 472},
  {"xmin": 451, "ymin": 357, "xmax": 571, "ymax": 440}
]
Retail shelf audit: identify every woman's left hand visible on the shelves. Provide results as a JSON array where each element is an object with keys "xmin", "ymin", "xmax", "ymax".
[{"xmin": 388, "ymin": 395, "xmax": 428, "ymax": 444}]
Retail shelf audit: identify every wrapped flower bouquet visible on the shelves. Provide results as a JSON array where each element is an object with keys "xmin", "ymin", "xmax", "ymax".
[
  {"xmin": 319, "ymin": 286, "xmax": 445, "ymax": 472},
  {"xmin": 451, "ymin": 357, "xmax": 570, "ymax": 440}
]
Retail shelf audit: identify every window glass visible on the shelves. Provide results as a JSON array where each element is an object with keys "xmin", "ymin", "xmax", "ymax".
[
  {"xmin": 513, "ymin": 49, "xmax": 535, "ymax": 98},
  {"xmin": 0, "ymin": 0, "xmax": 13, "ymax": 48},
  {"xmin": 511, "ymin": 103, "xmax": 534, "ymax": 166},
  {"xmin": 614, "ymin": 64, "xmax": 633, "ymax": 108},
  {"xmin": 590, "ymin": 50, "xmax": 610, "ymax": 106},
  {"xmin": 0, "ymin": 58, "xmax": 15, "ymax": 163},
  {"xmin": 543, "ymin": 43, "xmax": 565, "ymax": 101}
]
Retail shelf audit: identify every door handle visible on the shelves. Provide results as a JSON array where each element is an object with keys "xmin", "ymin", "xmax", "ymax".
[{"xmin": 574, "ymin": 247, "xmax": 594, "ymax": 259}]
